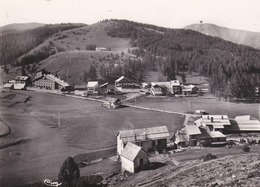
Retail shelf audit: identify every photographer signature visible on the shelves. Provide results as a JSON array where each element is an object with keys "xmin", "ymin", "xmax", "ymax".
[{"xmin": 44, "ymin": 179, "xmax": 62, "ymax": 187}]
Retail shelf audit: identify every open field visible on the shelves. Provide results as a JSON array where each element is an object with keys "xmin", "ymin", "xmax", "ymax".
[
  {"xmin": 0, "ymin": 90, "xmax": 184, "ymax": 186},
  {"xmin": 133, "ymin": 95, "xmax": 260, "ymax": 119}
]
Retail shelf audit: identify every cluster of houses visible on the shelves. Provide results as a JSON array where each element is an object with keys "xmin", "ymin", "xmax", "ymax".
[
  {"xmin": 116, "ymin": 115, "xmax": 260, "ymax": 173},
  {"xmin": 173, "ymin": 115, "xmax": 260, "ymax": 147},
  {"xmin": 3, "ymin": 68, "xmax": 206, "ymax": 98},
  {"xmin": 2, "ymin": 69, "xmax": 70, "ymax": 91}
]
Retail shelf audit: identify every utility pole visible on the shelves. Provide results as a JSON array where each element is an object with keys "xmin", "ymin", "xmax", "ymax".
[{"xmin": 58, "ymin": 112, "xmax": 61, "ymax": 128}]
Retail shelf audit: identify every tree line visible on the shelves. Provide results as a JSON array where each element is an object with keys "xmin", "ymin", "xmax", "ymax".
[{"xmin": 0, "ymin": 23, "xmax": 86, "ymax": 66}]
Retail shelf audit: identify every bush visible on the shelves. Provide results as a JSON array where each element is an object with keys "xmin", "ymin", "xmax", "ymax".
[
  {"xmin": 201, "ymin": 153, "xmax": 217, "ymax": 162},
  {"xmin": 242, "ymin": 145, "xmax": 250, "ymax": 152}
]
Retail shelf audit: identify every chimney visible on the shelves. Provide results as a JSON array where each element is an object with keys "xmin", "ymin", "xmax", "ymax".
[{"xmin": 211, "ymin": 117, "xmax": 214, "ymax": 122}]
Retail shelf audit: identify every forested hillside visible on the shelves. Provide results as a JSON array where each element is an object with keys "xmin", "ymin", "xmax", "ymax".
[
  {"xmin": 106, "ymin": 19, "xmax": 260, "ymax": 99},
  {"xmin": 0, "ymin": 23, "xmax": 86, "ymax": 66}
]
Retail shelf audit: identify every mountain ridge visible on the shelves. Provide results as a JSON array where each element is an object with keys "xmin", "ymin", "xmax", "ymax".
[{"xmin": 184, "ymin": 23, "xmax": 260, "ymax": 49}]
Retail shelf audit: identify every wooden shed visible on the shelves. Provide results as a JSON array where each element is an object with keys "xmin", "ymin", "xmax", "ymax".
[{"xmin": 120, "ymin": 142, "xmax": 149, "ymax": 173}]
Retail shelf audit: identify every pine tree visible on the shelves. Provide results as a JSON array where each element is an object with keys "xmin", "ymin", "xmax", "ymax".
[
  {"xmin": 58, "ymin": 157, "xmax": 80, "ymax": 187},
  {"xmin": 21, "ymin": 65, "xmax": 27, "ymax": 76}
]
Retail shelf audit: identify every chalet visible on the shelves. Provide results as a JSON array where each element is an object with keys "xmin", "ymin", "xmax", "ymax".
[
  {"xmin": 170, "ymin": 80, "xmax": 182, "ymax": 94},
  {"xmin": 115, "ymin": 76, "xmax": 141, "ymax": 93},
  {"xmin": 150, "ymin": 84, "xmax": 167, "ymax": 96},
  {"xmin": 87, "ymin": 81, "xmax": 99, "ymax": 95},
  {"xmin": 33, "ymin": 74, "xmax": 70, "ymax": 90},
  {"xmin": 117, "ymin": 126, "xmax": 170, "ymax": 155},
  {"xmin": 99, "ymin": 82, "xmax": 115, "ymax": 95},
  {"xmin": 173, "ymin": 123, "xmax": 201, "ymax": 147},
  {"xmin": 173, "ymin": 124, "xmax": 226, "ymax": 147},
  {"xmin": 182, "ymin": 85, "xmax": 198, "ymax": 95},
  {"xmin": 194, "ymin": 115, "xmax": 231, "ymax": 133},
  {"xmin": 197, "ymin": 126, "xmax": 226, "ymax": 146},
  {"xmin": 150, "ymin": 80, "xmax": 181, "ymax": 95},
  {"xmin": 74, "ymin": 85, "xmax": 88, "ymax": 96},
  {"xmin": 120, "ymin": 142, "xmax": 149, "ymax": 173},
  {"xmin": 14, "ymin": 76, "xmax": 32, "ymax": 90},
  {"xmin": 102, "ymin": 97, "xmax": 121, "ymax": 109},
  {"xmin": 229, "ymin": 115, "xmax": 260, "ymax": 132}
]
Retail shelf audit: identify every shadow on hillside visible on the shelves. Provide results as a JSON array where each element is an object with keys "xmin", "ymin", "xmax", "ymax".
[{"xmin": 143, "ymin": 162, "xmax": 167, "ymax": 171}]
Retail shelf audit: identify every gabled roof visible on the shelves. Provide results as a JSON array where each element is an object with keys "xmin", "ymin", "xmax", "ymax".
[
  {"xmin": 99, "ymin": 82, "xmax": 108, "ymax": 88},
  {"xmin": 230, "ymin": 115, "xmax": 260, "ymax": 131},
  {"xmin": 104, "ymin": 97, "xmax": 120, "ymax": 103},
  {"xmin": 87, "ymin": 81, "xmax": 98, "ymax": 87},
  {"xmin": 3, "ymin": 83, "xmax": 14, "ymax": 88},
  {"xmin": 15, "ymin": 76, "xmax": 29, "ymax": 81},
  {"xmin": 119, "ymin": 126, "xmax": 170, "ymax": 143},
  {"xmin": 185, "ymin": 124, "xmax": 201, "ymax": 135},
  {"xmin": 120, "ymin": 142, "xmax": 147, "ymax": 161},
  {"xmin": 170, "ymin": 80, "xmax": 180, "ymax": 86},
  {"xmin": 115, "ymin": 76, "xmax": 127, "ymax": 83}
]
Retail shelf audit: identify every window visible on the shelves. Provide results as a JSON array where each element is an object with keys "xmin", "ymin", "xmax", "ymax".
[{"xmin": 140, "ymin": 158, "xmax": 143, "ymax": 165}]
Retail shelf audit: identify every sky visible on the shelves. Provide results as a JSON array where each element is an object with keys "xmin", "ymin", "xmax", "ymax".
[{"xmin": 1, "ymin": 0, "xmax": 260, "ymax": 32}]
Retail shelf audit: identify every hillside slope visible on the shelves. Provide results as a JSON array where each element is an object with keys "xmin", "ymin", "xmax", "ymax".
[
  {"xmin": 0, "ymin": 22, "xmax": 45, "ymax": 35},
  {"xmin": 185, "ymin": 23, "xmax": 260, "ymax": 49}
]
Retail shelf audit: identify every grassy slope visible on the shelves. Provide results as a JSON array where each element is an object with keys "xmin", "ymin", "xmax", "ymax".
[{"xmin": 39, "ymin": 50, "xmax": 136, "ymax": 85}]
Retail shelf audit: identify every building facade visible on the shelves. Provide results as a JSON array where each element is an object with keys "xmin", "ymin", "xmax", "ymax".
[{"xmin": 117, "ymin": 126, "xmax": 170, "ymax": 155}]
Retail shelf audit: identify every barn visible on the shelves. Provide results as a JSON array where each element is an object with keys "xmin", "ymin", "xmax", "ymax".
[
  {"xmin": 120, "ymin": 142, "xmax": 149, "ymax": 173},
  {"xmin": 117, "ymin": 126, "xmax": 170, "ymax": 155}
]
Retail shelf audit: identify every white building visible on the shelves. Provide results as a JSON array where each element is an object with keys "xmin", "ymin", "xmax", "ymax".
[{"xmin": 120, "ymin": 142, "xmax": 149, "ymax": 173}]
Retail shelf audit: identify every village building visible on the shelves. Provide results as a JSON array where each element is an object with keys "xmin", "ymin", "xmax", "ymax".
[
  {"xmin": 99, "ymin": 82, "xmax": 115, "ymax": 95},
  {"xmin": 115, "ymin": 76, "xmax": 141, "ymax": 93},
  {"xmin": 14, "ymin": 76, "xmax": 32, "ymax": 90},
  {"xmin": 194, "ymin": 115, "xmax": 231, "ymax": 133},
  {"xmin": 120, "ymin": 142, "xmax": 149, "ymax": 173},
  {"xmin": 102, "ymin": 97, "xmax": 121, "ymax": 109},
  {"xmin": 197, "ymin": 126, "xmax": 226, "ymax": 146},
  {"xmin": 173, "ymin": 123, "xmax": 201, "ymax": 147},
  {"xmin": 87, "ymin": 81, "xmax": 99, "ymax": 95},
  {"xmin": 33, "ymin": 74, "xmax": 70, "ymax": 90},
  {"xmin": 229, "ymin": 115, "xmax": 260, "ymax": 132},
  {"xmin": 182, "ymin": 84, "xmax": 199, "ymax": 96},
  {"xmin": 117, "ymin": 126, "xmax": 170, "ymax": 155},
  {"xmin": 173, "ymin": 124, "xmax": 226, "ymax": 147},
  {"xmin": 150, "ymin": 84, "xmax": 167, "ymax": 96},
  {"xmin": 74, "ymin": 85, "xmax": 88, "ymax": 96},
  {"xmin": 170, "ymin": 80, "xmax": 182, "ymax": 94},
  {"xmin": 150, "ymin": 80, "xmax": 181, "ymax": 95}
]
